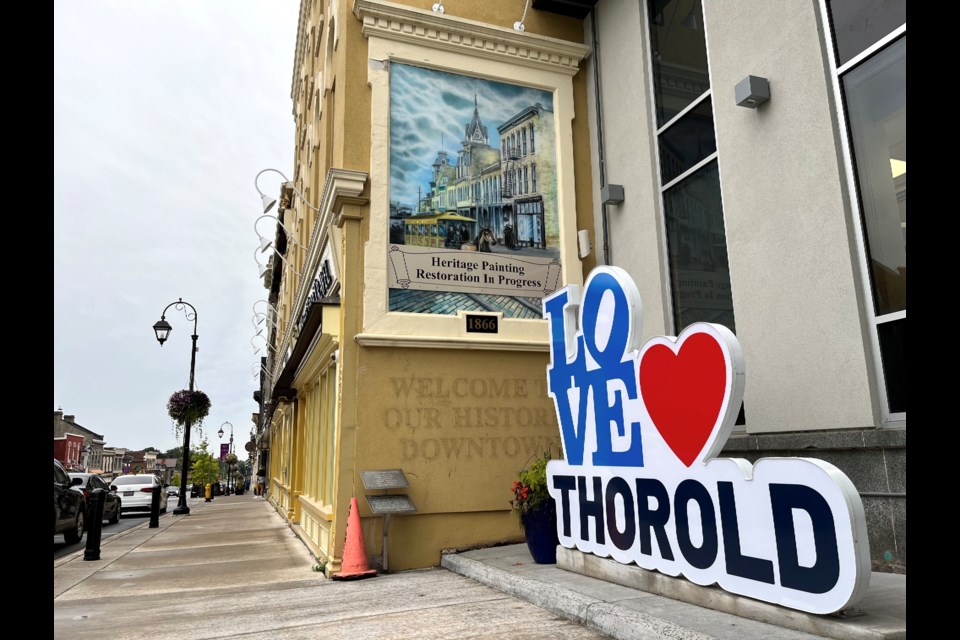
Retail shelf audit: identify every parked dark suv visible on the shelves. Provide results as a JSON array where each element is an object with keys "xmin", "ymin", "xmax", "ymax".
[{"xmin": 54, "ymin": 458, "xmax": 86, "ymax": 543}]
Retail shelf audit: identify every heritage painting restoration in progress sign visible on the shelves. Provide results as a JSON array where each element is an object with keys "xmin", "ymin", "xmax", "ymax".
[
  {"xmin": 387, "ymin": 246, "xmax": 561, "ymax": 299},
  {"xmin": 543, "ymin": 266, "xmax": 871, "ymax": 614}
]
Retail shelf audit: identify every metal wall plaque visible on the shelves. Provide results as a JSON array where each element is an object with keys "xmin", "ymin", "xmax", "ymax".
[
  {"xmin": 360, "ymin": 469, "xmax": 409, "ymax": 490},
  {"xmin": 366, "ymin": 494, "xmax": 416, "ymax": 515}
]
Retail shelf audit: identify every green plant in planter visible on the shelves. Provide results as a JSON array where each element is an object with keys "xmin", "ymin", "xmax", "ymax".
[
  {"xmin": 510, "ymin": 447, "xmax": 560, "ymax": 563},
  {"xmin": 510, "ymin": 448, "xmax": 554, "ymax": 521}
]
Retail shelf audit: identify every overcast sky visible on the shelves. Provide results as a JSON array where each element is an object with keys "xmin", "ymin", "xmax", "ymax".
[{"xmin": 54, "ymin": 1, "xmax": 299, "ymax": 454}]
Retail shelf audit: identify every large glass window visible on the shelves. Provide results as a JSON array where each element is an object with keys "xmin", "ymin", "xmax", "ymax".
[
  {"xmin": 826, "ymin": 1, "xmax": 905, "ymax": 419},
  {"xmin": 828, "ymin": 0, "xmax": 906, "ymax": 65},
  {"xmin": 649, "ymin": 0, "xmax": 710, "ymax": 127},
  {"xmin": 662, "ymin": 161, "xmax": 734, "ymax": 329},
  {"xmin": 658, "ymin": 96, "xmax": 716, "ymax": 185},
  {"xmin": 844, "ymin": 39, "xmax": 906, "ymax": 317},
  {"xmin": 647, "ymin": 0, "xmax": 735, "ymax": 335},
  {"xmin": 647, "ymin": 0, "xmax": 741, "ymax": 424}
]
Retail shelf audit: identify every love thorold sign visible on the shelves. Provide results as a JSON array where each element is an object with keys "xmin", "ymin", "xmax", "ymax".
[{"xmin": 544, "ymin": 266, "xmax": 871, "ymax": 614}]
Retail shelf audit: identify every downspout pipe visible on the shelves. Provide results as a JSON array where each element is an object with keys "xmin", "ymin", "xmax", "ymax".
[{"xmin": 590, "ymin": 5, "xmax": 611, "ymax": 266}]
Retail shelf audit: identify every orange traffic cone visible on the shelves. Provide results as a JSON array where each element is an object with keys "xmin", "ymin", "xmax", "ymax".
[{"xmin": 332, "ymin": 497, "xmax": 378, "ymax": 580}]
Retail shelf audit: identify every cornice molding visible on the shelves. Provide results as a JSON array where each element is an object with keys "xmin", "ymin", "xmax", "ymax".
[
  {"xmin": 353, "ymin": 0, "xmax": 589, "ymax": 76},
  {"xmin": 291, "ymin": 0, "xmax": 312, "ymax": 103},
  {"xmin": 325, "ymin": 168, "xmax": 369, "ymax": 227},
  {"xmin": 354, "ymin": 332, "xmax": 549, "ymax": 352}
]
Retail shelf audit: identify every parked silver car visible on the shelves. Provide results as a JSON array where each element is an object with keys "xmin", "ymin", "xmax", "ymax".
[{"xmin": 112, "ymin": 474, "xmax": 168, "ymax": 514}]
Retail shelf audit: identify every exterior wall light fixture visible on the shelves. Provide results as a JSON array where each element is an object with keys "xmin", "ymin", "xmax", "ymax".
[
  {"xmin": 514, "ymin": 0, "xmax": 530, "ymax": 32},
  {"xmin": 601, "ymin": 184, "xmax": 624, "ymax": 206},
  {"xmin": 254, "ymin": 168, "xmax": 320, "ymax": 214},
  {"xmin": 735, "ymin": 75, "xmax": 770, "ymax": 108}
]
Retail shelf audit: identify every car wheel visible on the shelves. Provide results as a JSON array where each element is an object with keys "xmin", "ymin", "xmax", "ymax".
[
  {"xmin": 109, "ymin": 501, "xmax": 120, "ymax": 524},
  {"xmin": 64, "ymin": 509, "xmax": 84, "ymax": 545}
]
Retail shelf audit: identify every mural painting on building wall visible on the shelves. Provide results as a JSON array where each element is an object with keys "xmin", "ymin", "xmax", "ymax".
[
  {"xmin": 388, "ymin": 63, "xmax": 561, "ymax": 317},
  {"xmin": 543, "ymin": 267, "xmax": 872, "ymax": 614}
]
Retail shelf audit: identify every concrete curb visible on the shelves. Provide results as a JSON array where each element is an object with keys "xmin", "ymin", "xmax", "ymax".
[
  {"xmin": 441, "ymin": 552, "xmax": 715, "ymax": 640},
  {"xmin": 557, "ymin": 546, "xmax": 906, "ymax": 640},
  {"xmin": 54, "ymin": 498, "xmax": 207, "ymax": 568}
]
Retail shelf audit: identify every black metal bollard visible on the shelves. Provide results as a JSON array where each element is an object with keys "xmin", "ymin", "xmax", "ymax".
[
  {"xmin": 149, "ymin": 484, "xmax": 161, "ymax": 528},
  {"xmin": 84, "ymin": 488, "xmax": 106, "ymax": 561}
]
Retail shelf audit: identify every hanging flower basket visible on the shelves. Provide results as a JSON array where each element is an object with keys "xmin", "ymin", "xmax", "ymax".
[
  {"xmin": 225, "ymin": 452, "xmax": 238, "ymax": 465},
  {"xmin": 167, "ymin": 389, "xmax": 211, "ymax": 431}
]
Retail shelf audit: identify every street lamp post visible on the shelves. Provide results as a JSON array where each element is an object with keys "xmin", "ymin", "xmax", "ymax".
[
  {"xmin": 218, "ymin": 421, "xmax": 234, "ymax": 493},
  {"xmin": 153, "ymin": 298, "xmax": 199, "ymax": 516}
]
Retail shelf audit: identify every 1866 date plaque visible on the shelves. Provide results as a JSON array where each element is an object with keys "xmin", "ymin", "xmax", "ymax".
[
  {"xmin": 465, "ymin": 314, "xmax": 499, "ymax": 334},
  {"xmin": 360, "ymin": 469, "xmax": 409, "ymax": 490}
]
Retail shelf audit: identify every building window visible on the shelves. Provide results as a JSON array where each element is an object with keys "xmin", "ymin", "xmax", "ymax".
[
  {"xmin": 532, "ymin": 164, "xmax": 537, "ymax": 192},
  {"xmin": 824, "ymin": 0, "xmax": 906, "ymax": 419},
  {"xmin": 522, "ymin": 128, "xmax": 528, "ymax": 156},
  {"xmin": 523, "ymin": 166, "xmax": 529, "ymax": 194},
  {"xmin": 647, "ymin": 0, "xmax": 734, "ymax": 334},
  {"xmin": 647, "ymin": 0, "xmax": 743, "ymax": 426},
  {"xmin": 530, "ymin": 125, "xmax": 535, "ymax": 153}
]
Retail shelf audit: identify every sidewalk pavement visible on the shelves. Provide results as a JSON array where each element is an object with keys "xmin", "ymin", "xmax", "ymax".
[{"xmin": 54, "ymin": 495, "xmax": 905, "ymax": 640}]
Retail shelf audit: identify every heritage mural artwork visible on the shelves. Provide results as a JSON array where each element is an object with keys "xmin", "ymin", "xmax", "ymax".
[
  {"xmin": 543, "ymin": 267, "xmax": 872, "ymax": 614},
  {"xmin": 387, "ymin": 63, "xmax": 561, "ymax": 317}
]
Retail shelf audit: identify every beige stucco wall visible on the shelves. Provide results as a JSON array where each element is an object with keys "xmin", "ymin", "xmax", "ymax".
[
  {"xmin": 703, "ymin": 0, "xmax": 876, "ymax": 431},
  {"xmin": 269, "ymin": 0, "xmax": 594, "ymax": 571},
  {"xmin": 350, "ymin": 348, "xmax": 561, "ymax": 570},
  {"xmin": 584, "ymin": 0, "xmax": 671, "ymax": 340},
  {"xmin": 584, "ymin": 0, "xmax": 878, "ymax": 433}
]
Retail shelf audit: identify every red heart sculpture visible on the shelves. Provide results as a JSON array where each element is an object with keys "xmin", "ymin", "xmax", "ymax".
[{"xmin": 639, "ymin": 331, "xmax": 727, "ymax": 467}]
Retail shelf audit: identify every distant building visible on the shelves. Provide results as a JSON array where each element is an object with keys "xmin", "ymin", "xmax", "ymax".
[
  {"xmin": 53, "ymin": 432, "xmax": 85, "ymax": 471},
  {"xmin": 53, "ymin": 410, "xmax": 105, "ymax": 472}
]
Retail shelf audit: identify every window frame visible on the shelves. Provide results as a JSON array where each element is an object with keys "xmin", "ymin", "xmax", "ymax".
[
  {"xmin": 641, "ymin": 0, "xmax": 730, "ymax": 339},
  {"xmin": 819, "ymin": 2, "xmax": 906, "ymax": 426}
]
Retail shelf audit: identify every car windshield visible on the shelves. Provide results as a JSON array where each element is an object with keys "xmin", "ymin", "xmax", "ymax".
[{"xmin": 113, "ymin": 476, "xmax": 155, "ymax": 486}]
